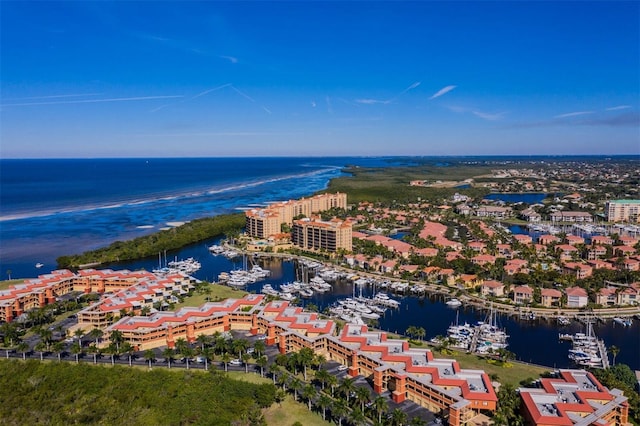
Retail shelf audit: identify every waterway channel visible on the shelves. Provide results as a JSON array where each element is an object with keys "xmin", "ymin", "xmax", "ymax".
[{"xmin": 112, "ymin": 237, "xmax": 639, "ymax": 371}]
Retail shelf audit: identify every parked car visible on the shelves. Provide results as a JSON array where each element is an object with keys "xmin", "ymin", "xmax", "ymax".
[{"xmin": 229, "ymin": 359, "xmax": 242, "ymax": 366}]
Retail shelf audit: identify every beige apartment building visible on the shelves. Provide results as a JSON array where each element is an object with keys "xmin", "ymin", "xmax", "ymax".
[
  {"xmin": 245, "ymin": 192, "xmax": 347, "ymax": 238},
  {"xmin": 291, "ymin": 217, "xmax": 353, "ymax": 252},
  {"xmin": 605, "ymin": 199, "xmax": 640, "ymax": 222}
]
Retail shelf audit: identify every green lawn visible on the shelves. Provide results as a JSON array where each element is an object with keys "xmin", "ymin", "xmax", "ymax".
[
  {"xmin": 432, "ymin": 348, "xmax": 550, "ymax": 387},
  {"xmin": 174, "ymin": 284, "xmax": 248, "ymax": 309},
  {"xmin": 227, "ymin": 371, "xmax": 331, "ymax": 426}
]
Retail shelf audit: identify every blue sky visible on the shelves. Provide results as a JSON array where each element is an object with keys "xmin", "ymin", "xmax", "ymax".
[{"xmin": 1, "ymin": 1, "xmax": 638, "ymax": 158}]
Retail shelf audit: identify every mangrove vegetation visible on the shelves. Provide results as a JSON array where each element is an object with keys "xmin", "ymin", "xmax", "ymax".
[{"xmin": 57, "ymin": 213, "xmax": 245, "ymax": 269}]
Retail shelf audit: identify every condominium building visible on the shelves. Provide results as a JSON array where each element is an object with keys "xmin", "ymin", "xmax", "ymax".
[
  {"xmin": 108, "ymin": 295, "xmax": 498, "ymax": 425},
  {"xmin": 291, "ymin": 217, "xmax": 353, "ymax": 252},
  {"xmin": 245, "ymin": 192, "xmax": 348, "ymax": 238},
  {"xmin": 519, "ymin": 369, "xmax": 629, "ymax": 426},
  {"xmin": 605, "ymin": 199, "xmax": 640, "ymax": 223},
  {"xmin": 0, "ymin": 269, "xmax": 181, "ymax": 323}
]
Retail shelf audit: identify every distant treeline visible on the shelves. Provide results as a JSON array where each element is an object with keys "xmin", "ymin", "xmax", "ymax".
[
  {"xmin": 57, "ymin": 213, "xmax": 245, "ymax": 268},
  {"xmin": 0, "ymin": 360, "xmax": 275, "ymax": 425}
]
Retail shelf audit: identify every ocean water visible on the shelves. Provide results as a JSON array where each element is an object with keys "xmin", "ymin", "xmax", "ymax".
[{"xmin": 0, "ymin": 157, "xmax": 391, "ymax": 277}]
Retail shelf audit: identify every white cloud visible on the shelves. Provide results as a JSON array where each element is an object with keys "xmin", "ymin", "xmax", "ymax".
[
  {"xmin": 2, "ymin": 95, "xmax": 184, "ymax": 107},
  {"xmin": 605, "ymin": 105, "xmax": 632, "ymax": 111},
  {"xmin": 472, "ymin": 110, "xmax": 506, "ymax": 121},
  {"xmin": 311, "ymin": 101, "xmax": 316, "ymax": 108},
  {"xmin": 190, "ymin": 84, "xmax": 233, "ymax": 100},
  {"xmin": 220, "ymin": 55, "xmax": 239, "ymax": 64},
  {"xmin": 355, "ymin": 99, "xmax": 390, "ymax": 105},
  {"xmin": 554, "ymin": 111, "xmax": 594, "ymax": 119},
  {"xmin": 3, "ymin": 93, "xmax": 102, "ymax": 101},
  {"xmin": 262, "ymin": 106, "xmax": 272, "ymax": 114},
  {"xmin": 429, "ymin": 85, "xmax": 456, "ymax": 100},
  {"xmin": 357, "ymin": 81, "xmax": 422, "ymax": 105}
]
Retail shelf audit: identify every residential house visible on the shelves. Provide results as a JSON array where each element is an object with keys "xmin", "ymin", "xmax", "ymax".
[
  {"xmin": 591, "ymin": 235, "xmax": 613, "ymax": 246},
  {"xmin": 587, "ymin": 245, "xmax": 607, "ymax": 260},
  {"xmin": 562, "ymin": 262, "xmax": 593, "ymax": 279},
  {"xmin": 504, "ymin": 259, "xmax": 529, "ymax": 276},
  {"xmin": 471, "ymin": 254, "xmax": 496, "ymax": 267},
  {"xmin": 513, "ymin": 234, "xmax": 533, "ymax": 245},
  {"xmin": 565, "ymin": 235, "xmax": 585, "ymax": 246},
  {"xmin": 512, "ymin": 285, "xmax": 534, "ymax": 305},
  {"xmin": 480, "ymin": 280, "xmax": 505, "ymax": 297},
  {"xmin": 549, "ymin": 211, "xmax": 593, "ymax": 222},
  {"xmin": 540, "ymin": 288, "xmax": 562, "ymax": 307},
  {"xmin": 565, "ymin": 286, "xmax": 588, "ymax": 308},
  {"xmin": 617, "ymin": 284, "xmax": 639, "ymax": 306},
  {"xmin": 556, "ymin": 244, "xmax": 579, "ymax": 261},
  {"xmin": 475, "ymin": 206, "xmax": 512, "ymax": 219},
  {"xmin": 539, "ymin": 235, "xmax": 560, "ymax": 246},
  {"xmin": 595, "ymin": 287, "xmax": 617, "ymax": 307},
  {"xmin": 448, "ymin": 274, "xmax": 482, "ymax": 290}
]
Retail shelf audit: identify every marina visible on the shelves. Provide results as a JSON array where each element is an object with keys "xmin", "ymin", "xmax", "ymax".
[{"xmin": 45, "ymin": 237, "xmax": 640, "ymax": 371}]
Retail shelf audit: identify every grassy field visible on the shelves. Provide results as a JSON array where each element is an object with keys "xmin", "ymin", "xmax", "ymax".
[
  {"xmin": 174, "ymin": 283, "xmax": 248, "ymax": 309},
  {"xmin": 228, "ymin": 371, "xmax": 331, "ymax": 426},
  {"xmin": 323, "ymin": 163, "xmax": 492, "ymax": 203}
]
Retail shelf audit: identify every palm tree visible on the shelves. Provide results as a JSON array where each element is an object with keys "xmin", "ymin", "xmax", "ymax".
[
  {"xmin": 372, "ymin": 395, "xmax": 388, "ymax": 424},
  {"xmin": 609, "ymin": 345, "xmax": 620, "ymax": 366},
  {"xmin": 200, "ymin": 346, "xmax": 213, "ymax": 371},
  {"xmin": 276, "ymin": 372, "xmax": 288, "ymax": 391},
  {"xmin": 196, "ymin": 334, "xmax": 210, "ymax": 351},
  {"xmin": 253, "ymin": 340, "xmax": 266, "ymax": 357},
  {"xmin": 355, "ymin": 386, "xmax": 370, "ymax": 412},
  {"xmin": 73, "ymin": 328, "xmax": 84, "ymax": 342},
  {"xmin": 241, "ymin": 352, "xmax": 251, "ymax": 373},
  {"xmin": 163, "ymin": 347, "xmax": 175, "ymax": 368},
  {"xmin": 297, "ymin": 347, "xmax": 315, "ymax": 380},
  {"xmin": 317, "ymin": 394, "xmax": 332, "ymax": 421},
  {"xmin": 181, "ymin": 346, "xmax": 194, "ymax": 370},
  {"xmin": 121, "ymin": 342, "xmax": 134, "ymax": 366},
  {"xmin": 410, "ymin": 416, "xmax": 427, "ymax": 426},
  {"xmin": 37, "ymin": 327, "xmax": 53, "ymax": 351},
  {"xmin": 52, "ymin": 341, "xmax": 65, "ymax": 362},
  {"xmin": 17, "ymin": 342, "xmax": 29, "ymax": 360},
  {"xmin": 349, "ymin": 407, "xmax": 367, "ymax": 426},
  {"xmin": 289, "ymin": 377, "xmax": 302, "ymax": 401},
  {"xmin": 231, "ymin": 338, "xmax": 248, "ymax": 359},
  {"xmin": 143, "ymin": 349, "xmax": 155, "ymax": 368},
  {"xmin": 256, "ymin": 355, "xmax": 268, "ymax": 377},
  {"xmin": 414, "ymin": 326, "xmax": 426, "ymax": 341},
  {"xmin": 269, "ymin": 363, "xmax": 281, "ymax": 384},
  {"xmin": 274, "ymin": 388, "xmax": 286, "ymax": 407},
  {"xmin": 339, "ymin": 377, "xmax": 356, "ymax": 404},
  {"xmin": 109, "ymin": 330, "xmax": 123, "ymax": 352},
  {"xmin": 34, "ymin": 341, "xmax": 47, "ymax": 361},
  {"xmin": 221, "ymin": 352, "xmax": 231, "ymax": 372},
  {"xmin": 106, "ymin": 343, "xmax": 118, "ymax": 365},
  {"xmin": 214, "ymin": 334, "xmax": 228, "ymax": 355},
  {"xmin": 70, "ymin": 341, "xmax": 83, "ymax": 363},
  {"xmin": 301, "ymin": 384, "xmax": 316, "ymax": 411},
  {"xmin": 389, "ymin": 408, "xmax": 408, "ymax": 426},
  {"xmin": 326, "ymin": 374, "xmax": 338, "ymax": 397},
  {"xmin": 314, "ymin": 368, "xmax": 331, "ymax": 390},
  {"xmin": 87, "ymin": 344, "xmax": 101, "ymax": 364},
  {"xmin": 331, "ymin": 399, "xmax": 348, "ymax": 426},
  {"xmin": 89, "ymin": 328, "xmax": 103, "ymax": 347},
  {"xmin": 405, "ymin": 325, "xmax": 417, "ymax": 340}
]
